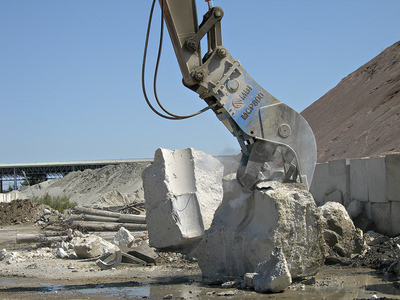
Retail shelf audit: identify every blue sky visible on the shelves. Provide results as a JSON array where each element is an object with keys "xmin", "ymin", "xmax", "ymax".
[{"xmin": 1, "ymin": 0, "xmax": 400, "ymax": 164}]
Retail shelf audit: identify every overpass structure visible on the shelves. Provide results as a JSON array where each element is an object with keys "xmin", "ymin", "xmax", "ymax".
[{"xmin": 0, "ymin": 159, "xmax": 153, "ymax": 192}]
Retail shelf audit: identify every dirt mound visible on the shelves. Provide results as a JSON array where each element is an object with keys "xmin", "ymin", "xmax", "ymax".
[
  {"xmin": 17, "ymin": 163, "xmax": 151, "ymax": 208},
  {"xmin": 0, "ymin": 199, "xmax": 44, "ymax": 226},
  {"xmin": 302, "ymin": 41, "xmax": 400, "ymax": 163}
]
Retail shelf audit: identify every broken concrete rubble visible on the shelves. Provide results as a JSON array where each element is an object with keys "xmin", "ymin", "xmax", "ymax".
[
  {"xmin": 112, "ymin": 227, "xmax": 136, "ymax": 252},
  {"xmin": 128, "ymin": 241, "xmax": 159, "ymax": 265},
  {"xmin": 71, "ymin": 234, "xmax": 118, "ymax": 259},
  {"xmin": 142, "ymin": 148, "xmax": 223, "ymax": 248},
  {"xmin": 195, "ymin": 179, "xmax": 326, "ymax": 283},
  {"xmin": 244, "ymin": 247, "xmax": 292, "ymax": 293},
  {"xmin": 319, "ymin": 202, "xmax": 366, "ymax": 261}
]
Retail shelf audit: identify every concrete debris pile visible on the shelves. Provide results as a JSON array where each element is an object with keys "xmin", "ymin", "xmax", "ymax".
[
  {"xmin": 0, "ymin": 247, "xmax": 55, "ymax": 265},
  {"xmin": 11, "ymin": 226, "xmax": 158, "ymax": 269},
  {"xmin": 142, "ymin": 148, "xmax": 223, "ymax": 248},
  {"xmin": 15, "ymin": 163, "xmax": 150, "ymax": 207}
]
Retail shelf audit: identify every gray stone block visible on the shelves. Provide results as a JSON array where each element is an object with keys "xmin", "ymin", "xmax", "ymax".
[
  {"xmin": 364, "ymin": 202, "xmax": 372, "ymax": 219},
  {"xmin": 323, "ymin": 190, "xmax": 343, "ymax": 204},
  {"xmin": 329, "ymin": 159, "xmax": 348, "ymax": 203},
  {"xmin": 310, "ymin": 160, "xmax": 348, "ymax": 206},
  {"xmin": 329, "ymin": 159, "xmax": 346, "ymax": 176},
  {"xmin": 370, "ymin": 202, "xmax": 392, "ymax": 236},
  {"xmin": 350, "ymin": 158, "xmax": 368, "ymax": 202},
  {"xmin": 366, "ymin": 157, "xmax": 387, "ymax": 203},
  {"xmin": 386, "ymin": 153, "xmax": 400, "ymax": 202},
  {"xmin": 391, "ymin": 201, "xmax": 400, "ymax": 236},
  {"xmin": 310, "ymin": 163, "xmax": 329, "ymax": 206},
  {"xmin": 142, "ymin": 148, "xmax": 223, "ymax": 249}
]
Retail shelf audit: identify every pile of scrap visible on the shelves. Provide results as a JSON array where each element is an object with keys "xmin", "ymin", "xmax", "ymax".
[
  {"xmin": 68, "ymin": 206, "xmax": 147, "ymax": 232},
  {"xmin": 15, "ymin": 226, "xmax": 158, "ymax": 269}
]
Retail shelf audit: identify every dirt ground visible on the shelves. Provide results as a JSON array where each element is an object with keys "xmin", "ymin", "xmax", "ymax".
[
  {"xmin": 0, "ymin": 224, "xmax": 399, "ymax": 300},
  {"xmin": 0, "ymin": 199, "xmax": 399, "ymax": 299}
]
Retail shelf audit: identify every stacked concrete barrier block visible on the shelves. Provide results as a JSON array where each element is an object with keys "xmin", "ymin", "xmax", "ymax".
[
  {"xmin": 350, "ymin": 156, "xmax": 387, "ymax": 203},
  {"xmin": 350, "ymin": 156, "xmax": 391, "ymax": 234},
  {"xmin": 310, "ymin": 159, "xmax": 348, "ymax": 206},
  {"xmin": 386, "ymin": 153, "xmax": 400, "ymax": 235},
  {"xmin": 310, "ymin": 153, "xmax": 399, "ymax": 236},
  {"xmin": 386, "ymin": 153, "xmax": 400, "ymax": 201},
  {"xmin": 392, "ymin": 202, "xmax": 400, "ymax": 235},
  {"xmin": 350, "ymin": 158, "xmax": 369, "ymax": 202},
  {"xmin": 367, "ymin": 157, "xmax": 387, "ymax": 203},
  {"xmin": 142, "ymin": 148, "xmax": 223, "ymax": 249},
  {"xmin": 370, "ymin": 202, "xmax": 392, "ymax": 235}
]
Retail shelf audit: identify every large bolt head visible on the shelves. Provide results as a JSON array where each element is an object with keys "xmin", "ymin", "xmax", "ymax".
[
  {"xmin": 214, "ymin": 7, "xmax": 223, "ymax": 18},
  {"xmin": 185, "ymin": 39, "xmax": 197, "ymax": 52},
  {"xmin": 278, "ymin": 124, "xmax": 291, "ymax": 138},
  {"xmin": 227, "ymin": 79, "xmax": 239, "ymax": 92},
  {"xmin": 216, "ymin": 47, "xmax": 227, "ymax": 58},
  {"xmin": 194, "ymin": 70, "xmax": 205, "ymax": 81}
]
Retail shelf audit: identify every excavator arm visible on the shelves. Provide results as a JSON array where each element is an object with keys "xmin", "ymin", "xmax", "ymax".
[{"xmin": 152, "ymin": 0, "xmax": 317, "ymax": 190}]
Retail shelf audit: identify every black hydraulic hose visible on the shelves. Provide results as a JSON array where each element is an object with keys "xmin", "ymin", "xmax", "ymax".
[
  {"xmin": 142, "ymin": 0, "xmax": 178, "ymax": 120},
  {"xmin": 142, "ymin": 0, "xmax": 212, "ymax": 120}
]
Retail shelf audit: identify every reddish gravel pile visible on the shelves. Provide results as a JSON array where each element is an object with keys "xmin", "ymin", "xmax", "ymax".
[{"xmin": 302, "ymin": 41, "xmax": 400, "ymax": 163}]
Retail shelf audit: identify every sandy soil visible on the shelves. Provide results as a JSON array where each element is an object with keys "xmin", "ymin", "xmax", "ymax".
[{"xmin": 0, "ymin": 224, "xmax": 399, "ymax": 299}]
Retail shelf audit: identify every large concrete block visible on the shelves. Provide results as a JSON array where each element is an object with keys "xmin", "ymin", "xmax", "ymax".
[
  {"xmin": 196, "ymin": 181, "xmax": 325, "ymax": 282},
  {"xmin": 391, "ymin": 201, "xmax": 400, "ymax": 236},
  {"xmin": 366, "ymin": 157, "xmax": 386, "ymax": 203},
  {"xmin": 142, "ymin": 148, "xmax": 223, "ymax": 249},
  {"xmin": 350, "ymin": 158, "xmax": 368, "ymax": 202},
  {"xmin": 386, "ymin": 153, "xmax": 400, "ymax": 202},
  {"xmin": 370, "ymin": 202, "xmax": 392, "ymax": 236}
]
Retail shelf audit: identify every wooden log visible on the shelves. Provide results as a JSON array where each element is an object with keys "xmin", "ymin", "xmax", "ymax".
[
  {"xmin": 16, "ymin": 234, "xmax": 67, "ymax": 244},
  {"xmin": 71, "ymin": 221, "xmax": 147, "ymax": 232}
]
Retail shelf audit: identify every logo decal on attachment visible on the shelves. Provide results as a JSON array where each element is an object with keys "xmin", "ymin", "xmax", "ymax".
[
  {"xmin": 231, "ymin": 84, "xmax": 253, "ymax": 109},
  {"xmin": 232, "ymin": 98, "xmax": 244, "ymax": 109}
]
